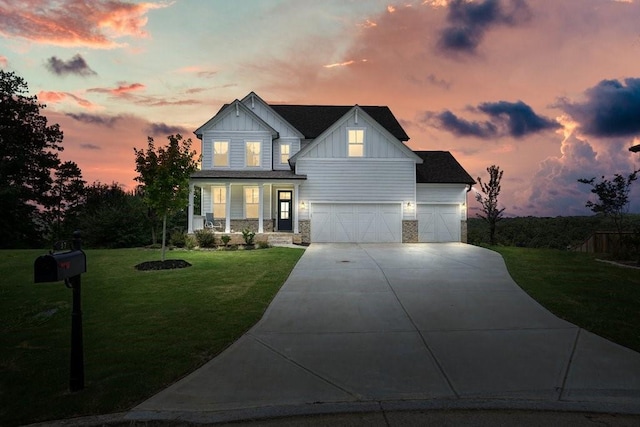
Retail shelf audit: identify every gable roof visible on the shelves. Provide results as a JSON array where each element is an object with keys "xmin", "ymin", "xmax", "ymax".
[
  {"xmin": 194, "ymin": 99, "xmax": 279, "ymax": 139},
  {"xmin": 270, "ymin": 105, "xmax": 409, "ymax": 141},
  {"xmin": 414, "ymin": 151, "xmax": 476, "ymax": 185}
]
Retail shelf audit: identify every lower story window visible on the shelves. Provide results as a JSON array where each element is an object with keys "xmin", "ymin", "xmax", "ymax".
[
  {"xmin": 245, "ymin": 187, "xmax": 259, "ymax": 218},
  {"xmin": 212, "ymin": 187, "xmax": 226, "ymax": 219}
]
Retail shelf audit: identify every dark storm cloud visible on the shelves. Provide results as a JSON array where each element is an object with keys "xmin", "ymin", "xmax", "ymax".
[
  {"xmin": 426, "ymin": 100, "xmax": 557, "ymax": 139},
  {"xmin": 46, "ymin": 54, "xmax": 97, "ymax": 76},
  {"xmin": 478, "ymin": 100, "xmax": 559, "ymax": 137},
  {"xmin": 438, "ymin": 0, "xmax": 532, "ymax": 54},
  {"xmin": 426, "ymin": 110, "xmax": 497, "ymax": 138},
  {"xmin": 66, "ymin": 112, "xmax": 121, "ymax": 126},
  {"xmin": 146, "ymin": 122, "xmax": 190, "ymax": 137},
  {"xmin": 560, "ymin": 78, "xmax": 640, "ymax": 138}
]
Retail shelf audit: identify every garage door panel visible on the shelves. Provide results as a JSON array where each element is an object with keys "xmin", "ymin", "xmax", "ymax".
[
  {"xmin": 311, "ymin": 203, "xmax": 401, "ymax": 243},
  {"xmin": 418, "ymin": 205, "xmax": 460, "ymax": 243}
]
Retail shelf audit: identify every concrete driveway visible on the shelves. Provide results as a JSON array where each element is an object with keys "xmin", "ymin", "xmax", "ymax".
[{"xmin": 127, "ymin": 243, "xmax": 640, "ymax": 423}]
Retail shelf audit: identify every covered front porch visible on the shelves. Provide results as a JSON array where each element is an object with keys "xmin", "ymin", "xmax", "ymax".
[{"xmin": 187, "ymin": 170, "xmax": 307, "ymax": 236}]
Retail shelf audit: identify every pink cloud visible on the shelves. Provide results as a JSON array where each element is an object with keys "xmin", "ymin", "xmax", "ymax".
[
  {"xmin": 0, "ymin": 0, "xmax": 169, "ymax": 49},
  {"xmin": 37, "ymin": 91, "xmax": 96, "ymax": 109},
  {"xmin": 88, "ymin": 82, "xmax": 145, "ymax": 95},
  {"xmin": 0, "ymin": 55, "xmax": 7, "ymax": 67}
]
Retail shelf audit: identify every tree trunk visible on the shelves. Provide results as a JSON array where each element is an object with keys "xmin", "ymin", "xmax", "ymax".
[{"xmin": 161, "ymin": 214, "xmax": 167, "ymax": 262}]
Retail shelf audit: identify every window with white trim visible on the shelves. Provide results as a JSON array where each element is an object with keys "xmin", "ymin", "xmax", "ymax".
[
  {"xmin": 245, "ymin": 187, "xmax": 259, "ymax": 218},
  {"xmin": 245, "ymin": 141, "xmax": 261, "ymax": 167},
  {"xmin": 348, "ymin": 129, "xmax": 364, "ymax": 157},
  {"xmin": 280, "ymin": 143, "xmax": 290, "ymax": 164},
  {"xmin": 213, "ymin": 141, "xmax": 229, "ymax": 167},
  {"xmin": 212, "ymin": 186, "xmax": 226, "ymax": 219}
]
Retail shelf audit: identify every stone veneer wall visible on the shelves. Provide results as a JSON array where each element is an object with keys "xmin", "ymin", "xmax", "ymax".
[
  {"xmin": 402, "ymin": 220, "xmax": 418, "ymax": 243},
  {"xmin": 299, "ymin": 220, "xmax": 310, "ymax": 244},
  {"xmin": 461, "ymin": 220, "xmax": 468, "ymax": 243},
  {"xmin": 229, "ymin": 219, "xmax": 274, "ymax": 233}
]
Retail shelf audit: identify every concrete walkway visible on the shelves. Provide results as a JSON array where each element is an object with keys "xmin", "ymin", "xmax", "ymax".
[{"xmin": 127, "ymin": 243, "xmax": 640, "ymax": 424}]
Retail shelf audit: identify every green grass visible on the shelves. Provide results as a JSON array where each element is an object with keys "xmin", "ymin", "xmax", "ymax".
[
  {"xmin": 0, "ymin": 247, "xmax": 304, "ymax": 427},
  {"xmin": 491, "ymin": 246, "xmax": 640, "ymax": 353}
]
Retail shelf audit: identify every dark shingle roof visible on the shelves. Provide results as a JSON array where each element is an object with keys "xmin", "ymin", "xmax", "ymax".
[
  {"xmin": 271, "ymin": 105, "xmax": 409, "ymax": 141},
  {"xmin": 415, "ymin": 151, "xmax": 475, "ymax": 185}
]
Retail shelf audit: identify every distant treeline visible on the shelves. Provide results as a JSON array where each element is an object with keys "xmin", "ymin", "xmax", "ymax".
[{"xmin": 468, "ymin": 215, "xmax": 640, "ymax": 249}]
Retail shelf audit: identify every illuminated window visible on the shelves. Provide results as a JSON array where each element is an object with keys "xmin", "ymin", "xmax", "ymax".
[
  {"xmin": 245, "ymin": 187, "xmax": 259, "ymax": 218},
  {"xmin": 280, "ymin": 143, "xmax": 290, "ymax": 164},
  {"xmin": 212, "ymin": 187, "xmax": 226, "ymax": 219},
  {"xmin": 348, "ymin": 129, "xmax": 364, "ymax": 157},
  {"xmin": 213, "ymin": 141, "xmax": 228, "ymax": 167},
  {"xmin": 246, "ymin": 141, "xmax": 261, "ymax": 167}
]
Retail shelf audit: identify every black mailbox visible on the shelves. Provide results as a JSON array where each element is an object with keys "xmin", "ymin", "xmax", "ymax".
[{"xmin": 34, "ymin": 250, "xmax": 86, "ymax": 283}]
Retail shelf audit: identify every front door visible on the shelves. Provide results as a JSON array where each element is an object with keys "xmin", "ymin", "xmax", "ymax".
[{"xmin": 277, "ymin": 191, "xmax": 293, "ymax": 231}]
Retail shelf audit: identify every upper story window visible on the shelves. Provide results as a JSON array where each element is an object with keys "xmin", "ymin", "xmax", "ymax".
[
  {"xmin": 213, "ymin": 141, "xmax": 229, "ymax": 167},
  {"xmin": 348, "ymin": 129, "xmax": 364, "ymax": 157},
  {"xmin": 280, "ymin": 143, "xmax": 290, "ymax": 164},
  {"xmin": 246, "ymin": 141, "xmax": 261, "ymax": 167}
]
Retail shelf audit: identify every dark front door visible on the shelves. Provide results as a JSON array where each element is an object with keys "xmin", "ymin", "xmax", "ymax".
[{"xmin": 277, "ymin": 191, "xmax": 293, "ymax": 231}]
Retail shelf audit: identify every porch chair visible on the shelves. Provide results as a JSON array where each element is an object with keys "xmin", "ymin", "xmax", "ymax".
[{"xmin": 204, "ymin": 212, "xmax": 223, "ymax": 231}]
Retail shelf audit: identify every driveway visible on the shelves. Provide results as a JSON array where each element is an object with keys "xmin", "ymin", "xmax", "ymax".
[{"xmin": 128, "ymin": 243, "xmax": 640, "ymax": 423}]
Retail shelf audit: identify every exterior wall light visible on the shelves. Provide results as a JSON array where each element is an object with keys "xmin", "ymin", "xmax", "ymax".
[{"xmin": 300, "ymin": 201, "xmax": 306, "ymax": 209}]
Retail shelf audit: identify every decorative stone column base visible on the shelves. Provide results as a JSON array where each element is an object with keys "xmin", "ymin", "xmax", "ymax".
[
  {"xmin": 402, "ymin": 220, "xmax": 418, "ymax": 243},
  {"xmin": 461, "ymin": 220, "xmax": 468, "ymax": 243},
  {"xmin": 299, "ymin": 220, "xmax": 310, "ymax": 244}
]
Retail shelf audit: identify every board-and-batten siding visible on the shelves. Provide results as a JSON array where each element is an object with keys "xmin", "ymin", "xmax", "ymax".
[
  {"xmin": 296, "ymin": 158, "xmax": 415, "ymax": 220},
  {"xmin": 303, "ymin": 114, "xmax": 409, "ymax": 159},
  {"xmin": 201, "ymin": 130, "xmax": 272, "ymax": 170},
  {"xmin": 416, "ymin": 184, "xmax": 468, "ymax": 204},
  {"xmin": 240, "ymin": 99, "xmax": 301, "ymax": 138}
]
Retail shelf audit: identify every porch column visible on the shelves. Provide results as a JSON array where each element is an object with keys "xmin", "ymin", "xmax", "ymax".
[
  {"xmin": 293, "ymin": 183, "xmax": 300, "ymax": 234},
  {"xmin": 188, "ymin": 183, "xmax": 195, "ymax": 233},
  {"xmin": 225, "ymin": 183, "xmax": 231, "ymax": 233},
  {"xmin": 258, "ymin": 184, "xmax": 264, "ymax": 233}
]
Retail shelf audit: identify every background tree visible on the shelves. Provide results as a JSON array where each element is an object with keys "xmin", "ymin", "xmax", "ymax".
[
  {"xmin": 72, "ymin": 182, "xmax": 150, "ymax": 248},
  {"xmin": 0, "ymin": 70, "xmax": 63, "ymax": 248},
  {"xmin": 475, "ymin": 165, "xmax": 505, "ymax": 245},
  {"xmin": 134, "ymin": 134, "xmax": 198, "ymax": 260},
  {"xmin": 44, "ymin": 161, "xmax": 86, "ymax": 242},
  {"xmin": 579, "ymin": 170, "xmax": 639, "ymax": 259},
  {"xmin": 578, "ymin": 171, "xmax": 639, "ymax": 235}
]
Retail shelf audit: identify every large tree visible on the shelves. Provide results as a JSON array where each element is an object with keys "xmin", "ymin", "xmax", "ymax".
[
  {"xmin": 0, "ymin": 70, "xmax": 64, "ymax": 248},
  {"xmin": 134, "ymin": 134, "xmax": 198, "ymax": 260},
  {"xmin": 475, "ymin": 165, "xmax": 505, "ymax": 245}
]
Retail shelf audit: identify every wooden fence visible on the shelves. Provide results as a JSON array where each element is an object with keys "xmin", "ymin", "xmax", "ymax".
[{"xmin": 573, "ymin": 231, "xmax": 635, "ymax": 253}]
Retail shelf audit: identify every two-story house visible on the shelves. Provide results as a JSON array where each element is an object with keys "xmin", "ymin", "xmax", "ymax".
[{"xmin": 187, "ymin": 92, "xmax": 475, "ymax": 244}]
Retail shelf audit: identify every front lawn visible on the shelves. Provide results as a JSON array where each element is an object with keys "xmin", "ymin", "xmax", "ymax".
[
  {"xmin": 492, "ymin": 246, "xmax": 640, "ymax": 353},
  {"xmin": 0, "ymin": 247, "xmax": 304, "ymax": 427}
]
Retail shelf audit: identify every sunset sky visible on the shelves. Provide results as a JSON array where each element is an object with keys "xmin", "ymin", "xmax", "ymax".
[{"xmin": 1, "ymin": 0, "xmax": 639, "ymax": 216}]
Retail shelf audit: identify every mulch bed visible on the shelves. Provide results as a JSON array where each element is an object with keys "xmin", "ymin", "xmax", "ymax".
[{"xmin": 134, "ymin": 259, "xmax": 192, "ymax": 271}]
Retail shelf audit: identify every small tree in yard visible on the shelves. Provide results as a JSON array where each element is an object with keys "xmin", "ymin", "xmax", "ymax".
[
  {"xmin": 578, "ymin": 170, "xmax": 640, "ymax": 258},
  {"xmin": 476, "ymin": 165, "xmax": 505, "ymax": 245},
  {"xmin": 134, "ymin": 134, "xmax": 198, "ymax": 261}
]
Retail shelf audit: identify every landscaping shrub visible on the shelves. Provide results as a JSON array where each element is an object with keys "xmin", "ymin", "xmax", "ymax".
[
  {"xmin": 169, "ymin": 229, "xmax": 187, "ymax": 248},
  {"xmin": 194, "ymin": 229, "xmax": 216, "ymax": 248},
  {"xmin": 242, "ymin": 228, "xmax": 255, "ymax": 245},
  {"xmin": 220, "ymin": 235, "xmax": 231, "ymax": 246},
  {"xmin": 258, "ymin": 241, "xmax": 271, "ymax": 249}
]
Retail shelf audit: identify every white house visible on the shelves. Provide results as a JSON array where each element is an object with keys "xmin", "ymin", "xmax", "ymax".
[{"xmin": 187, "ymin": 92, "xmax": 475, "ymax": 244}]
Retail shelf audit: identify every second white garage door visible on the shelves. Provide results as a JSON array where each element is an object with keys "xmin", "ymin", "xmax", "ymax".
[
  {"xmin": 310, "ymin": 203, "xmax": 402, "ymax": 243},
  {"xmin": 417, "ymin": 204, "xmax": 460, "ymax": 242}
]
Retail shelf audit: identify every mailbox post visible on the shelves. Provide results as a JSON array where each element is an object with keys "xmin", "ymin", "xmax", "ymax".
[
  {"xmin": 69, "ymin": 232, "xmax": 84, "ymax": 392},
  {"xmin": 33, "ymin": 231, "xmax": 86, "ymax": 392}
]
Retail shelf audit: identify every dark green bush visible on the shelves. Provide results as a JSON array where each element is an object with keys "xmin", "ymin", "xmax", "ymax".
[{"xmin": 194, "ymin": 229, "xmax": 216, "ymax": 248}]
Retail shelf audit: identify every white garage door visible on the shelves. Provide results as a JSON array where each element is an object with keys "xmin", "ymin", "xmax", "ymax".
[
  {"xmin": 311, "ymin": 203, "xmax": 402, "ymax": 243},
  {"xmin": 417, "ymin": 204, "xmax": 460, "ymax": 242}
]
